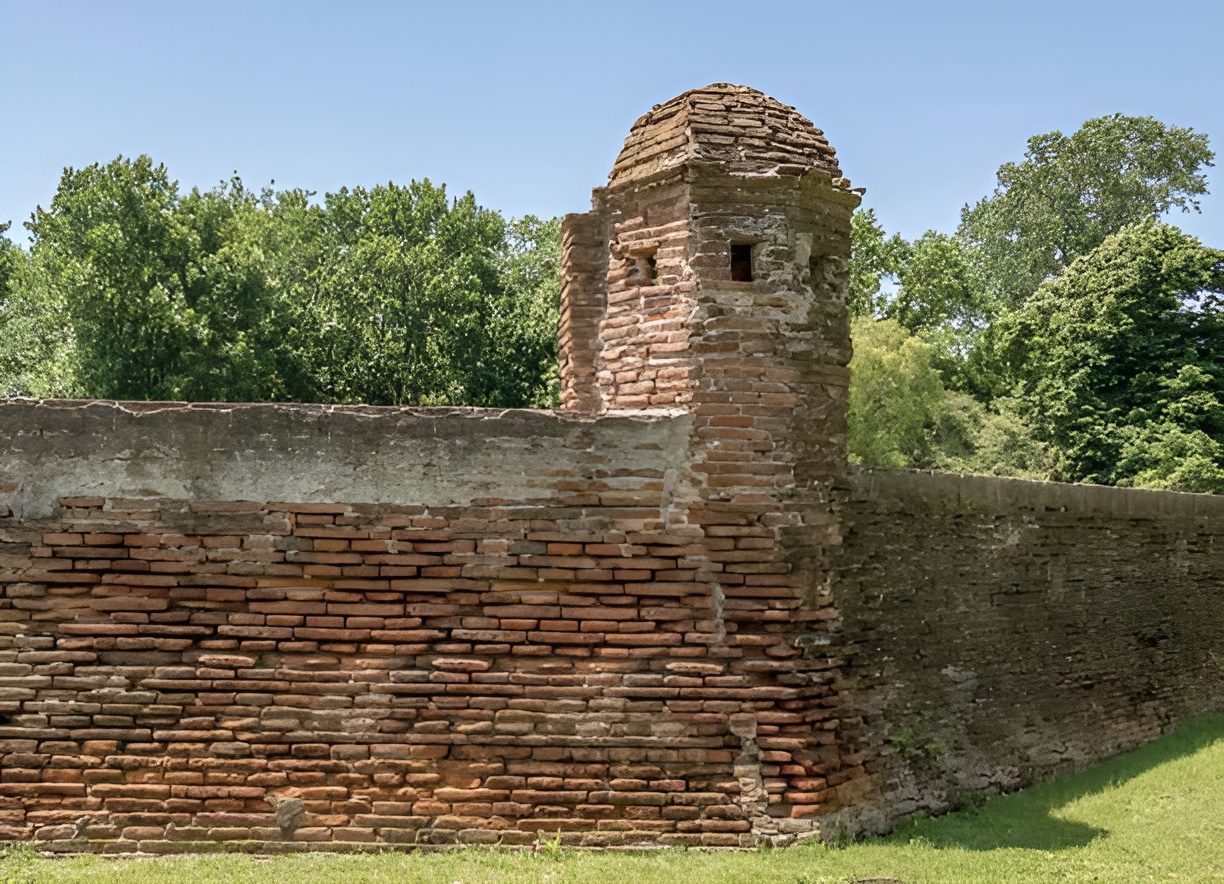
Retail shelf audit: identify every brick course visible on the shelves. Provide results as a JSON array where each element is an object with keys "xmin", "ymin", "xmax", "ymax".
[{"xmin": 0, "ymin": 495, "xmax": 843, "ymax": 850}]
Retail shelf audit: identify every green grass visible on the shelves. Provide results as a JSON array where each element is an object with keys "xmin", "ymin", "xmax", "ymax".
[{"xmin": 4, "ymin": 715, "xmax": 1224, "ymax": 883}]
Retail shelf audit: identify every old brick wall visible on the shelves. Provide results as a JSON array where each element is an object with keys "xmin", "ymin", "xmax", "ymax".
[
  {"xmin": 0, "ymin": 83, "xmax": 870, "ymax": 853},
  {"xmin": 0, "ymin": 401, "xmax": 837, "ymax": 851},
  {"xmin": 828, "ymin": 470, "xmax": 1224, "ymax": 833},
  {"xmin": 12, "ymin": 82, "xmax": 1221, "ymax": 854}
]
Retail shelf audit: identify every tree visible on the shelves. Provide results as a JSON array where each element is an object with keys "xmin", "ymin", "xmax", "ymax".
[
  {"xmin": 999, "ymin": 220, "xmax": 1224, "ymax": 489},
  {"xmin": 0, "ymin": 222, "xmax": 76, "ymax": 397},
  {"xmin": 848, "ymin": 208, "xmax": 906, "ymax": 318},
  {"xmin": 886, "ymin": 231, "xmax": 986, "ymax": 334},
  {"xmin": 849, "ymin": 208, "xmax": 995, "ymax": 394},
  {"xmin": 306, "ymin": 181, "xmax": 528, "ymax": 406},
  {"xmin": 488, "ymin": 215, "xmax": 561, "ymax": 407},
  {"xmin": 0, "ymin": 221, "xmax": 17, "ymax": 296},
  {"xmin": 24, "ymin": 157, "xmax": 310, "ymax": 401},
  {"xmin": 19, "ymin": 156, "xmax": 563, "ymax": 407},
  {"xmin": 883, "ymin": 231, "xmax": 991, "ymax": 393},
  {"xmin": 959, "ymin": 114, "xmax": 1214, "ymax": 307},
  {"xmin": 27, "ymin": 156, "xmax": 195, "ymax": 399},
  {"xmin": 847, "ymin": 317, "xmax": 947, "ymax": 468},
  {"xmin": 1115, "ymin": 422, "xmax": 1224, "ymax": 493},
  {"xmin": 170, "ymin": 176, "xmax": 323, "ymax": 401},
  {"xmin": 848, "ymin": 316, "xmax": 1051, "ymax": 477}
]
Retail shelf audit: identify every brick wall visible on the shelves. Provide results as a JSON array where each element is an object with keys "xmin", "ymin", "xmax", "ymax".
[
  {"xmin": 7, "ymin": 84, "xmax": 1218, "ymax": 854},
  {"xmin": 0, "ymin": 401, "xmax": 854, "ymax": 851},
  {"xmin": 827, "ymin": 470, "xmax": 1224, "ymax": 833},
  {"xmin": 0, "ymin": 83, "xmax": 868, "ymax": 852}
]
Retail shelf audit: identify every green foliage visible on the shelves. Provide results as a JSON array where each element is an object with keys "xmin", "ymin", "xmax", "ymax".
[
  {"xmin": 173, "ymin": 180, "xmax": 324, "ymax": 402},
  {"xmin": 849, "ymin": 210, "xmax": 995, "ymax": 395},
  {"xmin": 848, "ymin": 317, "xmax": 1050, "ymax": 478},
  {"xmin": 848, "ymin": 114, "xmax": 1222, "ymax": 491},
  {"xmin": 0, "ymin": 222, "xmax": 76, "ymax": 397},
  {"xmin": 28, "ymin": 156, "xmax": 194, "ymax": 399},
  {"xmin": 940, "ymin": 400, "xmax": 1056, "ymax": 480},
  {"xmin": 538, "ymin": 829, "xmax": 565, "ymax": 860},
  {"xmin": 24, "ymin": 158, "xmax": 309, "ymax": 401},
  {"xmin": 1000, "ymin": 220, "xmax": 1224, "ymax": 489},
  {"xmin": 7, "ymin": 156, "xmax": 560, "ymax": 407},
  {"xmin": 1115, "ymin": 422, "xmax": 1224, "ymax": 493},
  {"xmin": 848, "ymin": 317, "xmax": 946, "ymax": 468},
  {"xmin": 848, "ymin": 207, "xmax": 906, "ymax": 318},
  {"xmin": 959, "ymin": 114, "xmax": 1214, "ymax": 307},
  {"xmin": 0, "ymin": 221, "xmax": 17, "ymax": 294},
  {"xmin": 297, "ymin": 186, "xmax": 557, "ymax": 407},
  {"xmin": 890, "ymin": 724, "xmax": 944, "ymax": 762},
  {"xmin": 304, "ymin": 183, "xmax": 499, "ymax": 405},
  {"xmin": 886, "ymin": 232, "xmax": 987, "ymax": 335},
  {"xmin": 496, "ymin": 215, "xmax": 562, "ymax": 407},
  {"xmin": 885, "ymin": 231, "xmax": 991, "ymax": 394}
]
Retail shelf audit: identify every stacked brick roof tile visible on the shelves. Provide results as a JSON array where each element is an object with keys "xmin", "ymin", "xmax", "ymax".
[{"xmin": 609, "ymin": 83, "xmax": 844, "ymax": 184}]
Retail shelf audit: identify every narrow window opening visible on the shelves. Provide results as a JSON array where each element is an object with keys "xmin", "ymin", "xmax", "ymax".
[
  {"xmin": 627, "ymin": 251, "xmax": 658, "ymax": 286},
  {"xmin": 730, "ymin": 243, "xmax": 754, "ymax": 282},
  {"xmin": 808, "ymin": 256, "xmax": 822, "ymax": 287}
]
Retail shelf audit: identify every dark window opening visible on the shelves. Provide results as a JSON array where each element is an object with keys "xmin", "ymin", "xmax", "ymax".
[
  {"xmin": 627, "ymin": 251, "xmax": 659, "ymax": 286},
  {"xmin": 809, "ymin": 256, "xmax": 822, "ymax": 287},
  {"xmin": 730, "ymin": 243, "xmax": 754, "ymax": 282}
]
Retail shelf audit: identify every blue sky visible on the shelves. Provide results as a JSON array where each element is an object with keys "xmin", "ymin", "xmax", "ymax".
[{"xmin": 3, "ymin": 0, "xmax": 1222, "ymax": 246}]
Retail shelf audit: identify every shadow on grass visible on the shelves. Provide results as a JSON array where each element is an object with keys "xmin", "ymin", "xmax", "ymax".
[{"xmin": 884, "ymin": 713, "xmax": 1224, "ymax": 852}]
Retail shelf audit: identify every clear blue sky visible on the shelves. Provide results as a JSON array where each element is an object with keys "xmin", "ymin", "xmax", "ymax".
[{"xmin": 3, "ymin": 0, "xmax": 1222, "ymax": 246}]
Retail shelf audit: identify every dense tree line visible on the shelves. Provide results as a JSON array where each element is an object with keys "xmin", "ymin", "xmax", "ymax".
[
  {"xmin": 2, "ymin": 115, "xmax": 1220, "ymax": 493},
  {"xmin": 0, "ymin": 158, "xmax": 560, "ymax": 407},
  {"xmin": 847, "ymin": 114, "xmax": 1223, "ymax": 493}
]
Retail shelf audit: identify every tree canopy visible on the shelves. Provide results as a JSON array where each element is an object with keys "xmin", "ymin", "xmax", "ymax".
[
  {"xmin": 999, "ymin": 220, "xmax": 1224, "ymax": 489},
  {"xmin": 846, "ymin": 112, "xmax": 1219, "ymax": 493},
  {"xmin": 8, "ymin": 155, "xmax": 560, "ymax": 407},
  {"xmin": 847, "ymin": 207, "xmax": 907, "ymax": 318},
  {"xmin": 0, "ymin": 222, "xmax": 18, "ymax": 295},
  {"xmin": 958, "ymin": 114, "xmax": 1214, "ymax": 307}
]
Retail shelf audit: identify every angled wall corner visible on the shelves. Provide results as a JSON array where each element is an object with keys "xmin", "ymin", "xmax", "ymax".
[{"xmin": 555, "ymin": 83, "xmax": 866, "ymax": 826}]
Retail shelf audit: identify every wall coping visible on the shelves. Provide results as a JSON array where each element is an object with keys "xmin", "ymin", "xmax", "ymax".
[
  {"xmin": 0, "ymin": 399, "xmax": 692, "ymax": 519},
  {"xmin": 848, "ymin": 467, "xmax": 1224, "ymax": 518}
]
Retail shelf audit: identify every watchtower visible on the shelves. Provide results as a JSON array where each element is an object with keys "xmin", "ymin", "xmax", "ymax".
[{"xmin": 558, "ymin": 84, "xmax": 867, "ymax": 831}]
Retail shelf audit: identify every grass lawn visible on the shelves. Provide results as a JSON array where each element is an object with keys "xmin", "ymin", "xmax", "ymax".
[{"xmin": 3, "ymin": 714, "xmax": 1222, "ymax": 883}]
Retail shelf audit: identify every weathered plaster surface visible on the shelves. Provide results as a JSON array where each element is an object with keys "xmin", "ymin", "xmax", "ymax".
[{"xmin": 0, "ymin": 400, "xmax": 690, "ymax": 519}]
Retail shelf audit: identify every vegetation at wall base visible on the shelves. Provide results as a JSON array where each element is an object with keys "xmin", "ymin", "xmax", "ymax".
[{"xmin": 2, "ymin": 714, "xmax": 1221, "ymax": 882}]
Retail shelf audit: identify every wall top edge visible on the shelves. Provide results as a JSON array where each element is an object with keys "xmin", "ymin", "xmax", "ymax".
[
  {"xmin": 848, "ymin": 468, "xmax": 1224, "ymax": 518},
  {"xmin": 0, "ymin": 400, "xmax": 694, "ymax": 519},
  {"xmin": 0, "ymin": 399, "xmax": 684, "ymax": 426}
]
